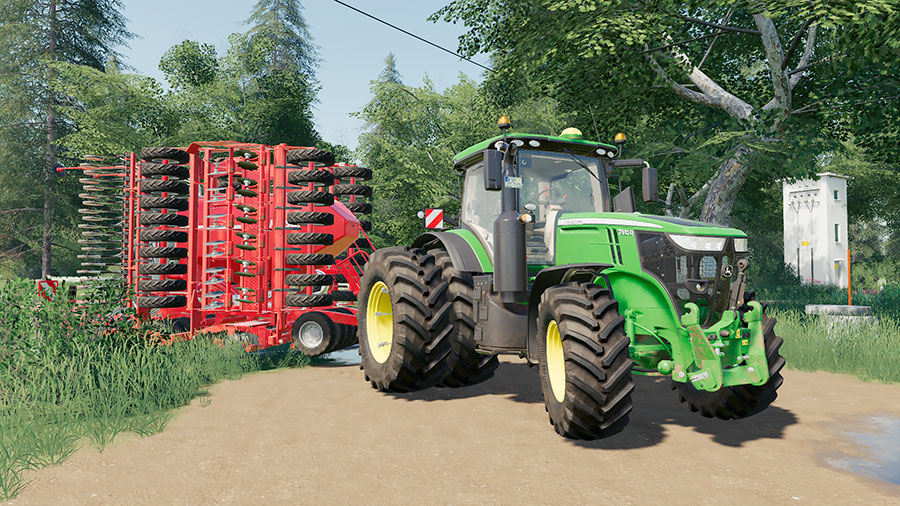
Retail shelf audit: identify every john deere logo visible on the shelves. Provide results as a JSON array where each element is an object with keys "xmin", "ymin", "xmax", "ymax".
[{"xmin": 722, "ymin": 264, "xmax": 734, "ymax": 277}]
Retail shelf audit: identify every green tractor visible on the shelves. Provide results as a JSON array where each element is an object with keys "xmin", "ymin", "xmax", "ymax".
[{"xmin": 357, "ymin": 117, "xmax": 784, "ymax": 439}]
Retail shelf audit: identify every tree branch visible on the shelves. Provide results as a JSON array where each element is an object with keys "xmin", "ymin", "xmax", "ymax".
[
  {"xmin": 698, "ymin": 7, "xmax": 734, "ymax": 70},
  {"xmin": 754, "ymin": 14, "xmax": 790, "ymax": 118},
  {"xmin": 678, "ymin": 14, "xmax": 761, "ymax": 35},
  {"xmin": 663, "ymin": 43, "xmax": 756, "ymax": 122},
  {"xmin": 781, "ymin": 17, "xmax": 817, "ymax": 70}
]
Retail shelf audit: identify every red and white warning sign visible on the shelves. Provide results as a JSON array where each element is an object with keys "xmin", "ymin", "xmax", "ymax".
[{"xmin": 424, "ymin": 208, "xmax": 444, "ymax": 229}]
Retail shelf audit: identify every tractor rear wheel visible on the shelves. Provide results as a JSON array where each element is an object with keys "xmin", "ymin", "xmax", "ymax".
[
  {"xmin": 431, "ymin": 250, "xmax": 499, "ymax": 387},
  {"xmin": 672, "ymin": 306, "xmax": 785, "ymax": 420},
  {"xmin": 357, "ymin": 247, "xmax": 452, "ymax": 392},
  {"xmin": 537, "ymin": 282, "xmax": 634, "ymax": 439}
]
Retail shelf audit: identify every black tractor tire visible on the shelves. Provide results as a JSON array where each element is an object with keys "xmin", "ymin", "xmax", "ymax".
[
  {"xmin": 285, "ymin": 293, "xmax": 333, "ymax": 308},
  {"xmin": 345, "ymin": 202, "xmax": 372, "ymax": 214},
  {"xmin": 140, "ymin": 213, "xmax": 188, "ymax": 227},
  {"xmin": 357, "ymin": 247, "xmax": 453, "ymax": 392},
  {"xmin": 141, "ymin": 197, "xmax": 189, "ymax": 211},
  {"xmin": 138, "ymin": 279, "xmax": 187, "ymax": 292},
  {"xmin": 331, "ymin": 290, "xmax": 356, "ymax": 302},
  {"xmin": 140, "ymin": 179, "xmax": 189, "ymax": 195},
  {"xmin": 140, "ymin": 163, "xmax": 189, "ymax": 179},
  {"xmin": 333, "ymin": 184, "xmax": 372, "ymax": 197},
  {"xmin": 288, "ymin": 170, "xmax": 335, "ymax": 186},
  {"xmin": 285, "ymin": 253, "xmax": 334, "ymax": 266},
  {"xmin": 138, "ymin": 295, "xmax": 186, "ymax": 308},
  {"xmin": 287, "ymin": 211, "xmax": 333, "ymax": 226},
  {"xmin": 291, "ymin": 312, "xmax": 338, "ymax": 356},
  {"xmin": 672, "ymin": 306, "xmax": 785, "ymax": 420},
  {"xmin": 287, "ymin": 191, "xmax": 334, "ymax": 206},
  {"xmin": 333, "ymin": 166, "xmax": 372, "ymax": 180},
  {"xmin": 285, "ymin": 274, "xmax": 334, "ymax": 286},
  {"xmin": 140, "ymin": 229, "xmax": 188, "ymax": 242},
  {"xmin": 139, "ymin": 262, "xmax": 187, "ymax": 275},
  {"xmin": 141, "ymin": 146, "xmax": 190, "ymax": 164},
  {"xmin": 430, "ymin": 250, "xmax": 499, "ymax": 387},
  {"xmin": 286, "ymin": 232, "xmax": 334, "ymax": 245},
  {"xmin": 139, "ymin": 246, "xmax": 188, "ymax": 259},
  {"xmin": 536, "ymin": 282, "xmax": 635, "ymax": 439},
  {"xmin": 287, "ymin": 148, "xmax": 335, "ymax": 166}
]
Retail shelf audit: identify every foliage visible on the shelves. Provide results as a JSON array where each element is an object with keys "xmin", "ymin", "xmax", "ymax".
[
  {"xmin": 432, "ymin": 1, "xmax": 900, "ymax": 224},
  {"xmin": 774, "ymin": 309, "xmax": 900, "ymax": 384},
  {"xmin": 159, "ymin": 40, "xmax": 219, "ymax": 89},
  {"xmin": 245, "ymin": 0, "xmax": 319, "ymax": 77},
  {"xmin": 355, "ymin": 55, "xmax": 572, "ymax": 247},
  {"xmin": 0, "ymin": 279, "xmax": 307, "ymax": 499}
]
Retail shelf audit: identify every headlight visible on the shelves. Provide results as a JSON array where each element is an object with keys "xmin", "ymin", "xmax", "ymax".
[
  {"xmin": 733, "ymin": 237, "xmax": 748, "ymax": 252},
  {"xmin": 668, "ymin": 234, "xmax": 726, "ymax": 252}
]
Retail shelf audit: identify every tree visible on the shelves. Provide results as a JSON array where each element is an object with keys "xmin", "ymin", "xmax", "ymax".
[
  {"xmin": 245, "ymin": 0, "xmax": 318, "ymax": 77},
  {"xmin": 433, "ymin": 0, "xmax": 900, "ymax": 225},
  {"xmin": 159, "ymin": 40, "xmax": 218, "ymax": 89},
  {"xmin": 379, "ymin": 53, "xmax": 402, "ymax": 84},
  {"xmin": 0, "ymin": 0, "xmax": 132, "ymax": 277},
  {"xmin": 356, "ymin": 57, "xmax": 572, "ymax": 246}
]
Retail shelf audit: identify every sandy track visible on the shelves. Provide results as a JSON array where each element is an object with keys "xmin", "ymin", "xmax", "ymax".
[{"xmin": 10, "ymin": 357, "xmax": 900, "ymax": 505}]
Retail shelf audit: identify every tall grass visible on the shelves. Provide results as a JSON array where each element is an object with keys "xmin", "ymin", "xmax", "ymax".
[
  {"xmin": 756, "ymin": 284, "xmax": 900, "ymax": 320},
  {"xmin": 774, "ymin": 309, "xmax": 900, "ymax": 384},
  {"xmin": 0, "ymin": 279, "xmax": 306, "ymax": 499}
]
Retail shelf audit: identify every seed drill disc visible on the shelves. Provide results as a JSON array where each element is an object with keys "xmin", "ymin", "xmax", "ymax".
[{"xmin": 237, "ymin": 161, "xmax": 257, "ymax": 170}]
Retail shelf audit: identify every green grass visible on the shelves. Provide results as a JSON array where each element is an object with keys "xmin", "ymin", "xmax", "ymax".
[
  {"xmin": 0, "ymin": 279, "xmax": 307, "ymax": 500},
  {"xmin": 773, "ymin": 309, "xmax": 900, "ymax": 384},
  {"xmin": 756, "ymin": 284, "xmax": 900, "ymax": 320}
]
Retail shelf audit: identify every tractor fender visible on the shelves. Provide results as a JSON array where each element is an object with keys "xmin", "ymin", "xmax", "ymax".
[
  {"xmin": 412, "ymin": 232, "xmax": 484, "ymax": 273},
  {"xmin": 526, "ymin": 263, "xmax": 614, "ymax": 363}
]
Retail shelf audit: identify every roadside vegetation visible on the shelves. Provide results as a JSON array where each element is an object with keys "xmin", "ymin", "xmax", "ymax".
[{"xmin": 0, "ymin": 279, "xmax": 306, "ymax": 500}]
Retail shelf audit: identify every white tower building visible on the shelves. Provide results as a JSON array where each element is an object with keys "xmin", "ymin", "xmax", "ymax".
[{"xmin": 783, "ymin": 173, "xmax": 849, "ymax": 288}]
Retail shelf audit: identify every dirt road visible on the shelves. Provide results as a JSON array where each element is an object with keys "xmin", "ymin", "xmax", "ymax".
[{"xmin": 11, "ymin": 355, "xmax": 900, "ymax": 505}]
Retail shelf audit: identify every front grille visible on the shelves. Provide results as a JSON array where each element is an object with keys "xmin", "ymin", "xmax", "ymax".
[{"xmin": 637, "ymin": 232, "xmax": 743, "ymax": 326}]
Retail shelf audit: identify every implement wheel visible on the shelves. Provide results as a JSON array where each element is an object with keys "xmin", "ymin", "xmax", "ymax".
[
  {"xmin": 537, "ymin": 282, "xmax": 634, "ymax": 439},
  {"xmin": 357, "ymin": 247, "xmax": 452, "ymax": 392},
  {"xmin": 431, "ymin": 250, "xmax": 499, "ymax": 387},
  {"xmin": 291, "ymin": 312, "xmax": 338, "ymax": 356},
  {"xmin": 287, "ymin": 148, "xmax": 335, "ymax": 166},
  {"xmin": 673, "ymin": 305, "xmax": 785, "ymax": 420}
]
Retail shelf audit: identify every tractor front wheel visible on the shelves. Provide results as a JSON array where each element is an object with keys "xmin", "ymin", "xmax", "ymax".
[
  {"xmin": 537, "ymin": 283, "xmax": 634, "ymax": 439},
  {"xmin": 357, "ymin": 247, "xmax": 452, "ymax": 392}
]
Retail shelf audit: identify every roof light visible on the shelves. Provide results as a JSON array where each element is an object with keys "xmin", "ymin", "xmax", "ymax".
[
  {"xmin": 615, "ymin": 132, "xmax": 626, "ymax": 144},
  {"xmin": 498, "ymin": 115, "xmax": 511, "ymax": 130}
]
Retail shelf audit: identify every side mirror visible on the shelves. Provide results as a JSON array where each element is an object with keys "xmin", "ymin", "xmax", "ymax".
[
  {"xmin": 484, "ymin": 150, "xmax": 503, "ymax": 191},
  {"xmin": 613, "ymin": 187, "xmax": 635, "ymax": 213},
  {"xmin": 642, "ymin": 166, "xmax": 658, "ymax": 203}
]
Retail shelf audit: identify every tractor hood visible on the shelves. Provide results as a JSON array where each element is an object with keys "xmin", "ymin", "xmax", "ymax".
[{"xmin": 556, "ymin": 212, "xmax": 747, "ymax": 237}]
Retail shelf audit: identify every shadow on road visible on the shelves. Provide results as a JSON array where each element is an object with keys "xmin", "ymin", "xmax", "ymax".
[{"xmin": 389, "ymin": 361, "xmax": 799, "ymax": 450}]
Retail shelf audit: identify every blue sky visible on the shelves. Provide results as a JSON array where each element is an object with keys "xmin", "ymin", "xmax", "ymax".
[{"xmin": 120, "ymin": 0, "xmax": 489, "ymax": 151}]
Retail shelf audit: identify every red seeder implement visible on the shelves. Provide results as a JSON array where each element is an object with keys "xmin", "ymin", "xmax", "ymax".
[{"xmin": 69, "ymin": 142, "xmax": 374, "ymax": 356}]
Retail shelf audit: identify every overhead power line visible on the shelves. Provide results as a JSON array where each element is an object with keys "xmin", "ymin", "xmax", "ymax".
[{"xmin": 332, "ymin": 0, "xmax": 494, "ymax": 72}]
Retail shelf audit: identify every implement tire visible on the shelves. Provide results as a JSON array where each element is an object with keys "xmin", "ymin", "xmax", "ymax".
[
  {"xmin": 285, "ymin": 294, "xmax": 333, "ymax": 308},
  {"xmin": 140, "ymin": 213, "xmax": 188, "ymax": 227},
  {"xmin": 285, "ymin": 253, "xmax": 334, "ymax": 266},
  {"xmin": 431, "ymin": 250, "xmax": 499, "ymax": 387},
  {"xmin": 140, "ymin": 163, "xmax": 189, "ymax": 179},
  {"xmin": 287, "ymin": 191, "xmax": 334, "ymax": 206},
  {"xmin": 138, "ymin": 295, "xmax": 186, "ymax": 308},
  {"xmin": 286, "ymin": 232, "xmax": 334, "ymax": 245},
  {"xmin": 140, "ymin": 246, "xmax": 187, "ymax": 259},
  {"xmin": 139, "ymin": 262, "xmax": 187, "ymax": 275},
  {"xmin": 140, "ymin": 229, "xmax": 188, "ymax": 242},
  {"xmin": 333, "ymin": 166, "xmax": 372, "ymax": 180},
  {"xmin": 291, "ymin": 312, "xmax": 337, "ymax": 356},
  {"xmin": 141, "ymin": 196, "xmax": 189, "ymax": 211},
  {"xmin": 288, "ymin": 169, "xmax": 334, "ymax": 186},
  {"xmin": 537, "ymin": 282, "xmax": 634, "ymax": 439},
  {"xmin": 285, "ymin": 274, "xmax": 334, "ymax": 286},
  {"xmin": 672, "ymin": 307, "xmax": 785, "ymax": 420},
  {"xmin": 287, "ymin": 212, "xmax": 333, "ymax": 226},
  {"xmin": 344, "ymin": 202, "xmax": 372, "ymax": 214},
  {"xmin": 141, "ymin": 146, "xmax": 189, "ymax": 163},
  {"xmin": 141, "ymin": 179, "xmax": 189, "ymax": 195},
  {"xmin": 357, "ymin": 247, "xmax": 452, "ymax": 392},
  {"xmin": 138, "ymin": 279, "xmax": 187, "ymax": 292},
  {"xmin": 287, "ymin": 148, "xmax": 335, "ymax": 166},
  {"xmin": 333, "ymin": 184, "xmax": 372, "ymax": 197}
]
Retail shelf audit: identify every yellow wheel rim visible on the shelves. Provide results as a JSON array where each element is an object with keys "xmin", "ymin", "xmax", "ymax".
[
  {"xmin": 546, "ymin": 320, "xmax": 566, "ymax": 403},
  {"xmin": 366, "ymin": 280, "xmax": 392, "ymax": 364}
]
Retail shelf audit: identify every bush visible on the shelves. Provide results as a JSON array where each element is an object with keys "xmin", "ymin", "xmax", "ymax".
[{"xmin": 0, "ymin": 279, "xmax": 306, "ymax": 499}]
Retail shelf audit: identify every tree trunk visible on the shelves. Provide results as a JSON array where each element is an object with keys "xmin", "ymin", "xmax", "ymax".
[
  {"xmin": 699, "ymin": 145, "xmax": 752, "ymax": 226},
  {"xmin": 42, "ymin": 0, "xmax": 57, "ymax": 280}
]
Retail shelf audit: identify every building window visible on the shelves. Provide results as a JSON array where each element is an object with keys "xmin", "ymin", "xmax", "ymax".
[
  {"xmin": 834, "ymin": 190, "xmax": 839, "ymax": 200},
  {"xmin": 834, "ymin": 223, "xmax": 840, "ymax": 243}
]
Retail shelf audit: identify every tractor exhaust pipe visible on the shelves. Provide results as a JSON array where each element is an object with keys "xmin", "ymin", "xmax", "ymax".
[{"xmin": 484, "ymin": 124, "xmax": 527, "ymax": 304}]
